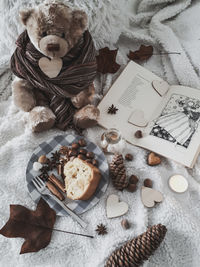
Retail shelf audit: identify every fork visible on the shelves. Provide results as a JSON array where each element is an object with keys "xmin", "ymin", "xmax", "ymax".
[{"xmin": 32, "ymin": 176, "xmax": 87, "ymax": 228}]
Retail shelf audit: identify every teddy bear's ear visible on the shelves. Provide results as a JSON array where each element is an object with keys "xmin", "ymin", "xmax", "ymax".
[
  {"xmin": 19, "ymin": 9, "xmax": 34, "ymax": 25},
  {"xmin": 72, "ymin": 10, "xmax": 88, "ymax": 32}
]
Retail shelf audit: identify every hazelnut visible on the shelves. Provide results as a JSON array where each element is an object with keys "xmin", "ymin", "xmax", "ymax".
[
  {"xmin": 71, "ymin": 143, "xmax": 79, "ymax": 150},
  {"xmin": 125, "ymin": 153, "xmax": 133, "ymax": 161},
  {"xmin": 121, "ymin": 219, "xmax": 130, "ymax": 229},
  {"xmin": 144, "ymin": 178, "xmax": 153, "ymax": 188},
  {"xmin": 78, "ymin": 139, "xmax": 86, "ymax": 147},
  {"xmin": 78, "ymin": 154, "xmax": 86, "ymax": 160},
  {"xmin": 86, "ymin": 152, "xmax": 95, "ymax": 159},
  {"xmin": 38, "ymin": 155, "xmax": 48, "ymax": 164},
  {"xmin": 126, "ymin": 183, "xmax": 137, "ymax": 192},
  {"xmin": 79, "ymin": 149, "xmax": 87, "ymax": 155},
  {"xmin": 134, "ymin": 130, "xmax": 143, "ymax": 139},
  {"xmin": 129, "ymin": 175, "xmax": 139, "ymax": 185},
  {"xmin": 92, "ymin": 159, "xmax": 98, "ymax": 166}
]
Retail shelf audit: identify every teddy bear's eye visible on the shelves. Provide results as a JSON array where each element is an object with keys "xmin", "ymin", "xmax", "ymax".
[
  {"xmin": 42, "ymin": 31, "xmax": 47, "ymax": 37},
  {"xmin": 61, "ymin": 33, "xmax": 65, "ymax": 38}
]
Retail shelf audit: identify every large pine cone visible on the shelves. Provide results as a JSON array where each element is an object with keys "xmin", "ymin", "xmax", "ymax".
[
  {"xmin": 109, "ymin": 154, "xmax": 128, "ymax": 190},
  {"xmin": 105, "ymin": 224, "xmax": 167, "ymax": 267}
]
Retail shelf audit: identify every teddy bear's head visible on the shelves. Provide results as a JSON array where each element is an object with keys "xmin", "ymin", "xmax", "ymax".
[{"xmin": 19, "ymin": 1, "xmax": 88, "ymax": 58}]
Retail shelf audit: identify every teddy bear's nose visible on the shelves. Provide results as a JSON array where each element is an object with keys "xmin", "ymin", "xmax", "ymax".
[{"xmin": 47, "ymin": 43, "xmax": 60, "ymax": 52}]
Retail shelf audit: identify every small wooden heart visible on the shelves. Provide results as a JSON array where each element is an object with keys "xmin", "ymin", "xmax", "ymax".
[
  {"xmin": 147, "ymin": 152, "xmax": 161, "ymax": 166},
  {"xmin": 141, "ymin": 186, "xmax": 163, "ymax": 208},
  {"xmin": 152, "ymin": 80, "xmax": 169, "ymax": 97},
  {"xmin": 38, "ymin": 57, "xmax": 62, "ymax": 78},
  {"xmin": 106, "ymin": 194, "xmax": 128, "ymax": 218},
  {"xmin": 128, "ymin": 109, "xmax": 148, "ymax": 127}
]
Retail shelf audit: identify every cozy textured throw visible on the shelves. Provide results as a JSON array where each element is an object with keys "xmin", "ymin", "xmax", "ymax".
[
  {"xmin": 1, "ymin": 0, "xmax": 200, "ymax": 266},
  {"xmin": 10, "ymin": 30, "xmax": 97, "ymax": 130}
]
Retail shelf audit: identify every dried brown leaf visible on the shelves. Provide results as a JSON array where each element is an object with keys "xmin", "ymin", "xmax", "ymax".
[
  {"xmin": 0, "ymin": 198, "xmax": 56, "ymax": 254},
  {"xmin": 128, "ymin": 45, "xmax": 153, "ymax": 61},
  {"xmin": 96, "ymin": 47, "xmax": 121, "ymax": 74}
]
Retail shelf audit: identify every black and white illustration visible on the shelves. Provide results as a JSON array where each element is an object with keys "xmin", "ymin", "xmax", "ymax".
[{"xmin": 150, "ymin": 94, "xmax": 200, "ymax": 148}]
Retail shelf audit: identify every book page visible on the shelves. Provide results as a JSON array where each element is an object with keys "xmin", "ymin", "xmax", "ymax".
[
  {"xmin": 98, "ymin": 61, "xmax": 164, "ymax": 131},
  {"xmin": 137, "ymin": 85, "xmax": 200, "ymax": 167}
]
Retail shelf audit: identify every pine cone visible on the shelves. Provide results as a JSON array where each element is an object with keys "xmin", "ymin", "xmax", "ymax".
[
  {"xmin": 105, "ymin": 224, "xmax": 167, "ymax": 267},
  {"xmin": 109, "ymin": 154, "xmax": 128, "ymax": 190}
]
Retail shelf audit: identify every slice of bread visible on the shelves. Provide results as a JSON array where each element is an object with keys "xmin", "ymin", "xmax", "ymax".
[{"xmin": 63, "ymin": 158, "xmax": 101, "ymax": 200}]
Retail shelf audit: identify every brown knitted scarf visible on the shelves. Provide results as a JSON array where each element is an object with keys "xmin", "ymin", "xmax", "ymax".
[{"xmin": 10, "ymin": 30, "xmax": 97, "ymax": 130}]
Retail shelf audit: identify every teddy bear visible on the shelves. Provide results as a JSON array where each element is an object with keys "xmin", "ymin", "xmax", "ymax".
[{"xmin": 11, "ymin": 0, "xmax": 99, "ymax": 132}]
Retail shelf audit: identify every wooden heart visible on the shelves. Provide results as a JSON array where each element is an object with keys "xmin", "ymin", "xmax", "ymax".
[
  {"xmin": 106, "ymin": 194, "xmax": 128, "ymax": 218},
  {"xmin": 147, "ymin": 152, "xmax": 161, "ymax": 166},
  {"xmin": 152, "ymin": 80, "xmax": 169, "ymax": 97},
  {"xmin": 141, "ymin": 186, "xmax": 163, "ymax": 208},
  {"xmin": 128, "ymin": 109, "xmax": 148, "ymax": 127},
  {"xmin": 38, "ymin": 57, "xmax": 62, "ymax": 78}
]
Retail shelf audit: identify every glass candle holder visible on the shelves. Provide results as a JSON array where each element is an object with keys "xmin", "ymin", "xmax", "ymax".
[{"xmin": 101, "ymin": 128, "xmax": 126, "ymax": 154}]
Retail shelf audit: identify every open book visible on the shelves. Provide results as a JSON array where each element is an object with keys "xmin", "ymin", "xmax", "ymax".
[{"xmin": 98, "ymin": 61, "xmax": 200, "ymax": 168}]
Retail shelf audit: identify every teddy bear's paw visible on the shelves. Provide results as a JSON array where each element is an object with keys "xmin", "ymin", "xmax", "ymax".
[
  {"xmin": 73, "ymin": 104, "xmax": 100, "ymax": 129},
  {"xmin": 12, "ymin": 79, "xmax": 36, "ymax": 112},
  {"xmin": 28, "ymin": 106, "xmax": 56, "ymax": 132},
  {"xmin": 71, "ymin": 84, "xmax": 95, "ymax": 109}
]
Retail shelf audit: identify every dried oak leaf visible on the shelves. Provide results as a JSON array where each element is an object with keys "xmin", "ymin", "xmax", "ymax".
[
  {"xmin": 96, "ymin": 47, "xmax": 121, "ymax": 74},
  {"xmin": 0, "ymin": 198, "xmax": 56, "ymax": 254},
  {"xmin": 128, "ymin": 45, "xmax": 153, "ymax": 61}
]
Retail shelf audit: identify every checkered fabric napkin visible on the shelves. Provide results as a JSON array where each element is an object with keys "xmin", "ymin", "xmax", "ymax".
[{"xmin": 26, "ymin": 134, "xmax": 109, "ymax": 216}]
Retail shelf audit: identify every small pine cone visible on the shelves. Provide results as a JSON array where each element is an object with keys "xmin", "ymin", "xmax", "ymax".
[
  {"xmin": 109, "ymin": 154, "xmax": 128, "ymax": 190},
  {"xmin": 110, "ymin": 162, "xmax": 117, "ymax": 175},
  {"xmin": 115, "ymin": 159, "xmax": 123, "ymax": 165},
  {"xmin": 115, "ymin": 176, "xmax": 129, "ymax": 191},
  {"xmin": 105, "ymin": 224, "xmax": 167, "ymax": 267},
  {"xmin": 114, "ymin": 154, "xmax": 123, "ymax": 163}
]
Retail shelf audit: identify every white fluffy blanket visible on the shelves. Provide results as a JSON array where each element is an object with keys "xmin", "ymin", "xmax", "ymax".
[{"xmin": 1, "ymin": 0, "xmax": 200, "ymax": 266}]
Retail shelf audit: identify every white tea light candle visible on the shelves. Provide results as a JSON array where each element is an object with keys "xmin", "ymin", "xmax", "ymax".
[{"xmin": 169, "ymin": 174, "xmax": 188, "ymax": 193}]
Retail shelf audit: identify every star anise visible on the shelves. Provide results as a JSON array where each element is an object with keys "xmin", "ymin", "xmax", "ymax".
[
  {"xmin": 38, "ymin": 172, "xmax": 49, "ymax": 181},
  {"xmin": 40, "ymin": 165, "xmax": 50, "ymax": 173},
  {"xmin": 95, "ymin": 224, "xmax": 107, "ymax": 235},
  {"xmin": 107, "ymin": 104, "xmax": 118, "ymax": 114},
  {"xmin": 59, "ymin": 157, "xmax": 69, "ymax": 165},
  {"xmin": 47, "ymin": 160, "xmax": 57, "ymax": 171},
  {"xmin": 51, "ymin": 151, "xmax": 60, "ymax": 163}
]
